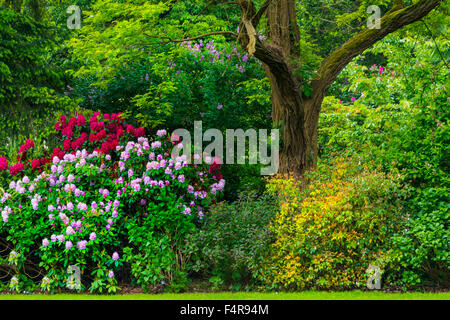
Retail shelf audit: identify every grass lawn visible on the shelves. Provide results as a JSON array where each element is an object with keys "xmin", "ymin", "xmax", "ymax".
[{"xmin": 0, "ymin": 291, "xmax": 448, "ymax": 300}]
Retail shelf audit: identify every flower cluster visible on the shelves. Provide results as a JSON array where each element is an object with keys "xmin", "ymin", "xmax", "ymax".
[
  {"xmin": 0, "ymin": 157, "xmax": 8, "ymax": 171},
  {"xmin": 17, "ymin": 139, "xmax": 34, "ymax": 160},
  {"xmin": 179, "ymin": 40, "xmax": 250, "ymax": 74},
  {"xmin": 0, "ymin": 122, "xmax": 224, "ymax": 293},
  {"xmin": 0, "ymin": 112, "xmax": 145, "ymax": 178}
]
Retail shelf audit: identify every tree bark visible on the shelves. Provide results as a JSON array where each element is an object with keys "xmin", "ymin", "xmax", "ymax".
[{"xmin": 237, "ymin": 0, "xmax": 443, "ymax": 176}]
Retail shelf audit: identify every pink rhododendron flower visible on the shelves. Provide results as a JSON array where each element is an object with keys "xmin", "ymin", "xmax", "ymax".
[{"xmin": 65, "ymin": 241, "xmax": 73, "ymax": 249}]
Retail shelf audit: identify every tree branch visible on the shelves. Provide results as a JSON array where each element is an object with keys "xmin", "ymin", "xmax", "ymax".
[
  {"xmin": 252, "ymin": 0, "xmax": 272, "ymax": 26},
  {"xmin": 393, "ymin": 0, "xmax": 404, "ymax": 10},
  {"xmin": 142, "ymin": 31, "xmax": 238, "ymax": 45},
  {"xmin": 313, "ymin": 0, "xmax": 443, "ymax": 97}
]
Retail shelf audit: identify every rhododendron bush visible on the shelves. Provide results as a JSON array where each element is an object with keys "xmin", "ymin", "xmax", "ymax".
[{"xmin": 0, "ymin": 113, "xmax": 224, "ymax": 293}]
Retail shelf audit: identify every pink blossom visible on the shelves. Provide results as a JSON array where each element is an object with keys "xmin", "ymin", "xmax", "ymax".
[
  {"xmin": 65, "ymin": 241, "xmax": 73, "ymax": 249},
  {"xmin": 112, "ymin": 252, "xmax": 119, "ymax": 261}
]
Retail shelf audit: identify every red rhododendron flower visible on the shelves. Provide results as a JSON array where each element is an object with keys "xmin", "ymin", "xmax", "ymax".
[
  {"xmin": 0, "ymin": 157, "xmax": 8, "ymax": 171},
  {"xmin": 63, "ymin": 139, "xmax": 71, "ymax": 152},
  {"xmin": 107, "ymin": 123, "xmax": 116, "ymax": 131},
  {"xmin": 80, "ymin": 132, "xmax": 88, "ymax": 141},
  {"xmin": 101, "ymin": 141, "xmax": 111, "ymax": 154},
  {"xmin": 126, "ymin": 124, "xmax": 135, "ymax": 135},
  {"xmin": 31, "ymin": 159, "xmax": 41, "ymax": 169},
  {"xmin": 68, "ymin": 116, "xmax": 77, "ymax": 128},
  {"xmin": 96, "ymin": 121, "xmax": 105, "ymax": 131},
  {"xmin": 134, "ymin": 127, "xmax": 145, "ymax": 138},
  {"xmin": 97, "ymin": 130, "xmax": 107, "ymax": 140},
  {"xmin": 76, "ymin": 114, "xmax": 86, "ymax": 126},
  {"xmin": 18, "ymin": 139, "xmax": 34, "ymax": 154},
  {"xmin": 55, "ymin": 122, "xmax": 63, "ymax": 131},
  {"xmin": 9, "ymin": 162, "xmax": 25, "ymax": 176},
  {"xmin": 62, "ymin": 126, "xmax": 74, "ymax": 139},
  {"xmin": 90, "ymin": 115, "xmax": 98, "ymax": 124}
]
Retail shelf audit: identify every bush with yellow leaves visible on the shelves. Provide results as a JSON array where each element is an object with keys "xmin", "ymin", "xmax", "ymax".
[{"xmin": 259, "ymin": 157, "xmax": 407, "ymax": 290}]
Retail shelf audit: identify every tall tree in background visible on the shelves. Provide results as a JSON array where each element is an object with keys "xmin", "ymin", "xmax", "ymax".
[
  {"xmin": 1, "ymin": 0, "xmax": 45, "ymax": 21},
  {"xmin": 233, "ymin": 0, "xmax": 443, "ymax": 175}
]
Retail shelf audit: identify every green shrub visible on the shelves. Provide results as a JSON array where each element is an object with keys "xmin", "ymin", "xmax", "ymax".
[
  {"xmin": 187, "ymin": 192, "xmax": 277, "ymax": 290},
  {"xmin": 320, "ymin": 33, "xmax": 449, "ymax": 287}
]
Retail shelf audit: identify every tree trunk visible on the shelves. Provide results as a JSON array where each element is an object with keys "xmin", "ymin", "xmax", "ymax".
[{"xmin": 264, "ymin": 65, "xmax": 322, "ymax": 176}]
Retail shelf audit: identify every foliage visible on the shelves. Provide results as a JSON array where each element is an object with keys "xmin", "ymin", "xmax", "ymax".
[
  {"xmin": 0, "ymin": 113, "xmax": 224, "ymax": 293},
  {"xmin": 187, "ymin": 192, "xmax": 277, "ymax": 290},
  {"xmin": 0, "ymin": 0, "xmax": 448, "ymax": 293},
  {"xmin": 0, "ymin": 7, "xmax": 77, "ymax": 160},
  {"xmin": 259, "ymin": 158, "xmax": 406, "ymax": 290},
  {"xmin": 320, "ymin": 28, "xmax": 449, "ymax": 287}
]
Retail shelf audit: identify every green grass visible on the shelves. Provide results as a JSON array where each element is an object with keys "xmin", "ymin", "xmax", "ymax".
[{"xmin": 0, "ymin": 291, "xmax": 448, "ymax": 300}]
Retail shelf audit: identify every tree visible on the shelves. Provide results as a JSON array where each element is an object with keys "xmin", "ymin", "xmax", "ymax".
[
  {"xmin": 232, "ymin": 0, "xmax": 444, "ymax": 175},
  {"xmin": 65, "ymin": 0, "xmax": 444, "ymax": 175},
  {"xmin": 0, "ymin": 7, "xmax": 75, "ymax": 156},
  {"xmin": 1, "ymin": 0, "xmax": 46, "ymax": 21}
]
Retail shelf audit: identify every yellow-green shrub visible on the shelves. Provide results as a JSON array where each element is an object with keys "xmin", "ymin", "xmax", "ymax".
[{"xmin": 260, "ymin": 158, "xmax": 406, "ymax": 290}]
